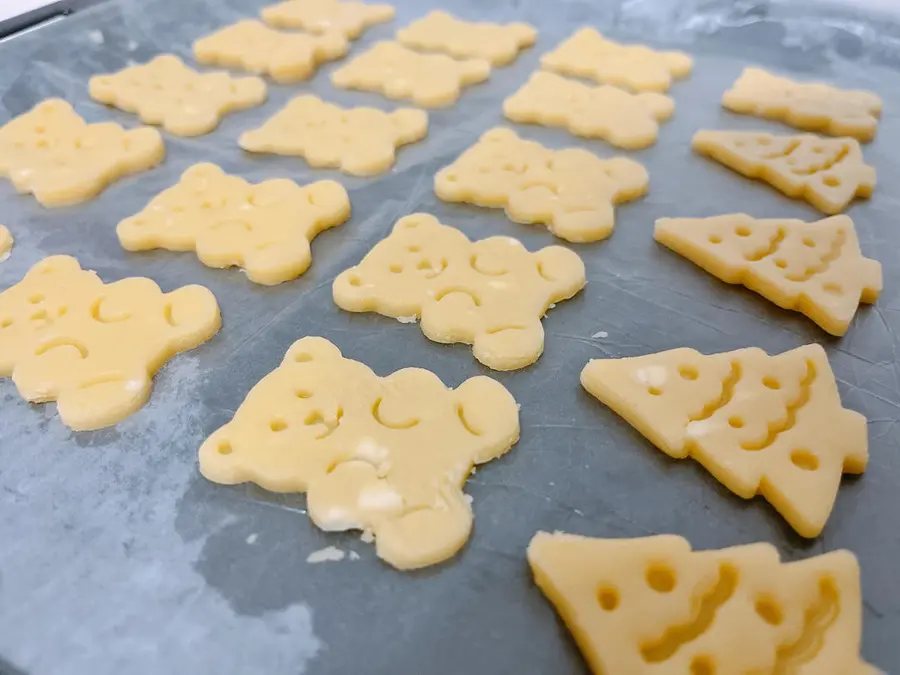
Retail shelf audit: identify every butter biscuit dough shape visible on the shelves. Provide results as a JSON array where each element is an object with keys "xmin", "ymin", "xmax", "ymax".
[
  {"xmin": 239, "ymin": 94, "xmax": 427, "ymax": 176},
  {"xmin": 331, "ymin": 41, "xmax": 491, "ymax": 108},
  {"xmin": 117, "ymin": 163, "xmax": 351, "ymax": 285},
  {"xmin": 193, "ymin": 19, "xmax": 349, "ymax": 83},
  {"xmin": 503, "ymin": 71, "xmax": 673, "ymax": 149},
  {"xmin": 0, "ymin": 98, "xmax": 164, "ymax": 207},
  {"xmin": 722, "ymin": 67, "xmax": 883, "ymax": 142},
  {"xmin": 540, "ymin": 26, "xmax": 692, "ymax": 92},
  {"xmin": 655, "ymin": 214, "xmax": 881, "ymax": 336},
  {"xmin": 0, "ymin": 255, "xmax": 220, "ymax": 430},
  {"xmin": 396, "ymin": 10, "xmax": 537, "ymax": 66},
  {"xmin": 435, "ymin": 127, "xmax": 648, "ymax": 242},
  {"xmin": 333, "ymin": 214, "xmax": 585, "ymax": 370},
  {"xmin": 0, "ymin": 226, "xmax": 13, "ymax": 260},
  {"xmin": 527, "ymin": 531, "xmax": 874, "ymax": 675},
  {"xmin": 198, "ymin": 336, "xmax": 520, "ymax": 570},
  {"xmin": 89, "ymin": 54, "xmax": 267, "ymax": 137},
  {"xmin": 261, "ymin": 0, "xmax": 395, "ymax": 39},
  {"xmin": 580, "ymin": 343, "xmax": 868, "ymax": 537},
  {"xmin": 692, "ymin": 130, "xmax": 875, "ymax": 214}
]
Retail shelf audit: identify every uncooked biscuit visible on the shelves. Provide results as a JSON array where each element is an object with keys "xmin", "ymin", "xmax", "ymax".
[
  {"xmin": 0, "ymin": 98, "xmax": 164, "ymax": 207},
  {"xmin": 528, "ymin": 531, "xmax": 872, "ymax": 675},
  {"xmin": 435, "ymin": 127, "xmax": 648, "ymax": 242},
  {"xmin": 89, "ymin": 54, "xmax": 267, "ymax": 137},
  {"xmin": 722, "ymin": 67, "xmax": 882, "ymax": 142},
  {"xmin": 580, "ymin": 343, "xmax": 868, "ymax": 537},
  {"xmin": 503, "ymin": 71, "xmax": 673, "ymax": 149},
  {"xmin": 239, "ymin": 95, "xmax": 427, "ymax": 176},
  {"xmin": 396, "ymin": 10, "xmax": 536, "ymax": 66},
  {"xmin": 0, "ymin": 226, "xmax": 12, "ymax": 261},
  {"xmin": 199, "ymin": 336, "xmax": 520, "ymax": 570},
  {"xmin": 541, "ymin": 27, "xmax": 692, "ymax": 92},
  {"xmin": 692, "ymin": 130, "xmax": 875, "ymax": 214},
  {"xmin": 193, "ymin": 19, "xmax": 348, "ymax": 83},
  {"xmin": 0, "ymin": 255, "xmax": 220, "ymax": 430},
  {"xmin": 333, "ymin": 213, "xmax": 585, "ymax": 371},
  {"xmin": 331, "ymin": 41, "xmax": 490, "ymax": 108},
  {"xmin": 655, "ymin": 213, "xmax": 881, "ymax": 336},
  {"xmin": 261, "ymin": 0, "xmax": 395, "ymax": 39},
  {"xmin": 117, "ymin": 163, "xmax": 350, "ymax": 285}
]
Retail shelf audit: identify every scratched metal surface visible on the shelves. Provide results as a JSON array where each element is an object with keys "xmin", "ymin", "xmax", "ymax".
[{"xmin": 0, "ymin": 0, "xmax": 899, "ymax": 673}]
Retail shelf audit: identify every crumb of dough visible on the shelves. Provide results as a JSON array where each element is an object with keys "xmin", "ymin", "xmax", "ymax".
[{"xmin": 306, "ymin": 546, "xmax": 346, "ymax": 563}]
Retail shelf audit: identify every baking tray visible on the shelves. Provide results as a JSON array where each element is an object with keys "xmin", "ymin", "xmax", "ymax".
[{"xmin": 0, "ymin": 0, "xmax": 898, "ymax": 672}]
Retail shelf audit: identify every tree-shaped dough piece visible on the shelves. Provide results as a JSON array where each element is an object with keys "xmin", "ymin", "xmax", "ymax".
[
  {"xmin": 580, "ymin": 343, "xmax": 867, "ymax": 537},
  {"xmin": 692, "ymin": 130, "xmax": 875, "ymax": 214},
  {"xmin": 199, "ymin": 336, "xmax": 519, "ymax": 570},
  {"xmin": 435, "ymin": 127, "xmax": 648, "ymax": 242},
  {"xmin": 722, "ymin": 67, "xmax": 882, "ymax": 142},
  {"xmin": 89, "ymin": 55, "xmax": 267, "ymax": 137},
  {"xmin": 0, "ymin": 98, "xmax": 164, "ymax": 207},
  {"xmin": 239, "ymin": 95, "xmax": 427, "ymax": 176},
  {"xmin": 0, "ymin": 255, "xmax": 220, "ymax": 430},
  {"xmin": 261, "ymin": 0, "xmax": 395, "ymax": 39},
  {"xmin": 528, "ymin": 531, "xmax": 875, "ymax": 674},
  {"xmin": 331, "ymin": 41, "xmax": 491, "ymax": 108},
  {"xmin": 332, "ymin": 213, "xmax": 586, "ymax": 370},
  {"xmin": 503, "ymin": 71, "xmax": 674, "ymax": 149},
  {"xmin": 117, "ymin": 163, "xmax": 350, "ymax": 285},
  {"xmin": 655, "ymin": 213, "xmax": 881, "ymax": 335}
]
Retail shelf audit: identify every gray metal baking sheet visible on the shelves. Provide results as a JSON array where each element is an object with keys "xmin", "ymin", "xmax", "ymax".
[{"xmin": 1, "ymin": 0, "xmax": 899, "ymax": 672}]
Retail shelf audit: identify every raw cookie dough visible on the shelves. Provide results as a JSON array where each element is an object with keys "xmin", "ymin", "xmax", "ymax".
[
  {"xmin": 331, "ymin": 41, "xmax": 491, "ymax": 108},
  {"xmin": 261, "ymin": 0, "xmax": 395, "ymax": 39},
  {"xmin": 540, "ymin": 27, "xmax": 692, "ymax": 92},
  {"xmin": 199, "ymin": 336, "xmax": 520, "ymax": 570},
  {"xmin": 89, "ymin": 54, "xmax": 267, "ymax": 137},
  {"xmin": 193, "ymin": 19, "xmax": 348, "ymax": 83},
  {"xmin": 0, "ymin": 98, "xmax": 164, "ymax": 207},
  {"xmin": 395, "ymin": 10, "xmax": 537, "ymax": 66},
  {"xmin": 0, "ymin": 226, "xmax": 13, "ymax": 261},
  {"xmin": 117, "ymin": 163, "xmax": 350, "ymax": 285},
  {"xmin": 332, "ymin": 213, "xmax": 586, "ymax": 371},
  {"xmin": 503, "ymin": 71, "xmax": 673, "ymax": 149},
  {"xmin": 0, "ymin": 255, "xmax": 220, "ymax": 431},
  {"xmin": 722, "ymin": 67, "xmax": 883, "ymax": 142},
  {"xmin": 435, "ymin": 127, "xmax": 648, "ymax": 242},
  {"xmin": 528, "ymin": 531, "xmax": 874, "ymax": 675},
  {"xmin": 655, "ymin": 213, "xmax": 881, "ymax": 336},
  {"xmin": 692, "ymin": 130, "xmax": 875, "ymax": 214},
  {"xmin": 239, "ymin": 95, "xmax": 427, "ymax": 176},
  {"xmin": 580, "ymin": 343, "xmax": 867, "ymax": 537}
]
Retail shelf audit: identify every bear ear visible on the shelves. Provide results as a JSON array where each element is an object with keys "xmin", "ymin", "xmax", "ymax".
[
  {"xmin": 332, "ymin": 266, "xmax": 374, "ymax": 312},
  {"xmin": 198, "ymin": 428, "xmax": 245, "ymax": 485},
  {"xmin": 282, "ymin": 336, "xmax": 343, "ymax": 366},
  {"xmin": 454, "ymin": 376, "xmax": 520, "ymax": 464},
  {"xmin": 533, "ymin": 245, "xmax": 586, "ymax": 294}
]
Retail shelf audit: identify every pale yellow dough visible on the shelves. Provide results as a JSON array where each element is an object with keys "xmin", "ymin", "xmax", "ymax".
[
  {"xmin": 395, "ymin": 10, "xmax": 537, "ymax": 66},
  {"xmin": 199, "ymin": 336, "xmax": 519, "ymax": 570},
  {"xmin": 528, "ymin": 531, "xmax": 874, "ymax": 675},
  {"xmin": 262, "ymin": 0, "xmax": 395, "ymax": 39},
  {"xmin": 193, "ymin": 19, "xmax": 348, "ymax": 83},
  {"xmin": 333, "ymin": 213, "xmax": 585, "ymax": 371},
  {"xmin": 541, "ymin": 27, "xmax": 692, "ymax": 92},
  {"xmin": 0, "ymin": 255, "xmax": 220, "ymax": 431},
  {"xmin": 117, "ymin": 163, "xmax": 350, "ymax": 285},
  {"xmin": 692, "ymin": 130, "xmax": 875, "ymax": 214},
  {"xmin": 0, "ymin": 99, "xmax": 164, "ymax": 207},
  {"xmin": 0, "ymin": 226, "xmax": 12, "ymax": 261},
  {"xmin": 580, "ymin": 343, "xmax": 867, "ymax": 537},
  {"xmin": 89, "ymin": 54, "xmax": 267, "ymax": 137},
  {"xmin": 723, "ymin": 67, "xmax": 883, "ymax": 142},
  {"xmin": 331, "ymin": 41, "xmax": 491, "ymax": 108},
  {"xmin": 503, "ymin": 71, "xmax": 673, "ymax": 149},
  {"xmin": 655, "ymin": 214, "xmax": 881, "ymax": 336},
  {"xmin": 435, "ymin": 127, "xmax": 648, "ymax": 242},
  {"xmin": 239, "ymin": 95, "xmax": 427, "ymax": 176}
]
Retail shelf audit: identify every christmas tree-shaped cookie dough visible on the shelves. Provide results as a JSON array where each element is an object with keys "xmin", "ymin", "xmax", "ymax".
[
  {"xmin": 528, "ymin": 531, "xmax": 875, "ymax": 675},
  {"xmin": 655, "ymin": 214, "xmax": 881, "ymax": 335},
  {"xmin": 580, "ymin": 343, "xmax": 867, "ymax": 537},
  {"xmin": 692, "ymin": 130, "xmax": 875, "ymax": 214}
]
